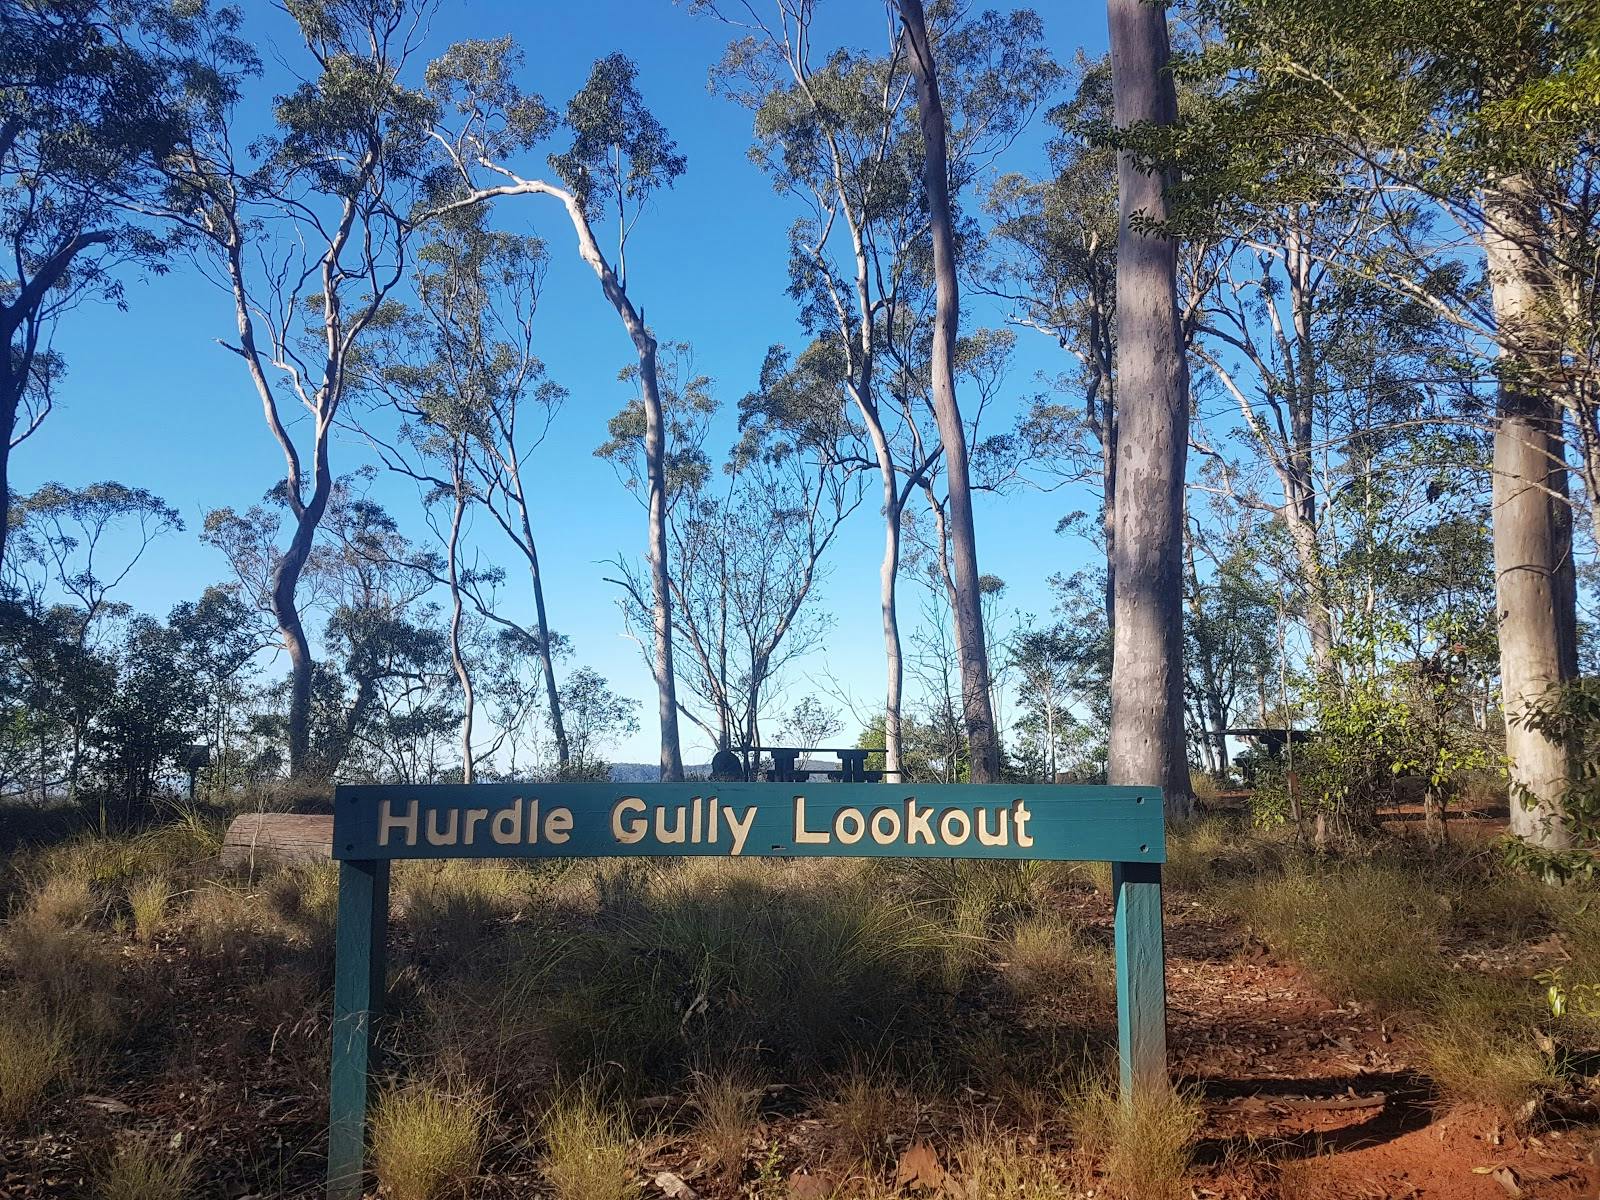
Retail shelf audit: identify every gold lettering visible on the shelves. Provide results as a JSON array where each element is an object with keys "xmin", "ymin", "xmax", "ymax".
[{"xmin": 612, "ymin": 797, "xmax": 647, "ymax": 844}]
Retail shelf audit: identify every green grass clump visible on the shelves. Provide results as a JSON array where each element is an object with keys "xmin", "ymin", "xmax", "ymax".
[
  {"xmin": 1069, "ymin": 1075, "xmax": 1201, "ymax": 1200},
  {"xmin": 540, "ymin": 1084, "xmax": 636, "ymax": 1200},
  {"xmin": 1416, "ymin": 978, "xmax": 1554, "ymax": 1113},
  {"xmin": 1234, "ymin": 863, "xmax": 1444, "ymax": 1010},
  {"xmin": 999, "ymin": 913, "xmax": 1112, "ymax": 1011},
  {"xmin": 547, "ymin": 858, "xmax": 944, "ymax": 1078},
  {"xmin": 127, "ymin": 876, "xmax": 171, "ymax": 943},
  {"xmin": 370, "ymin": 1083, "xmax": 486, "ymax": 1200},
  {"xmin": 0, "ymin": 1003, "xmax": 71, "ymax": 1124},
  {"xmin": 92, "ymin": 1135, "xmax": 197, "ymax": 1200}
]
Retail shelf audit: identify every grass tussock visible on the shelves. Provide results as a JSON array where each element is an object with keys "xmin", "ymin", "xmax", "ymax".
[
  {"xmin": 540, "ymin": 1084, "xmax": 637, "ymax": 1200},
  {"xmin": 370, "ymin": 1082, "xmax": 487, "ymax": 1200},
  {"xmin": 127, "ymin": 876, "xmax": 171, "ymax": 943},
  {"xmin": 825, "ymin": 1063, "xmax": 902, "ymax": 1164},
  {"xmin": 956, "ymin": 1124, "xmax": 1073, "ymax": 1199},
  {"xmin": 92, "ymin": 1135, "xmax": 197, "ymax": 1200},
  {"xmin": 24, "ymin": 866, "xmax": 96, "ymax": 928},
  {"xmin": 546, "ymin": 858, "xmax": 948, "ymax": 1079},
  {"xmin": 1232, "ymin": 863, "xmax": 1444, "ymax": 1011},
  {"xmin": 689, "ymin": 1061, "xmax": 765, "ymax": 1173},
  {"xmin": 0, "ymin": 1003, "xmax": 71, "ymax": 1124},
  {"xmin": 1000, "ymin": 913, "xmax": 1111, "ymax": 1009},
  {"xmin": 1416, "ymin": 978, "xmax": 1555, "ymax": 1113},
  {"xmin": 1069, "ymin": 1076, "xmax": 1201, "ymax": 1200}
]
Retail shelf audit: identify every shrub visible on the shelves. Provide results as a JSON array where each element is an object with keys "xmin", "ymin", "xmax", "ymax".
[
  {"xmin": 540, "ymin": 1084, "xmax": 636, "ymax": 1200},
  {"xmin": 370, "ymin": 1083, "xmax": 486, "ymax": 1200}
]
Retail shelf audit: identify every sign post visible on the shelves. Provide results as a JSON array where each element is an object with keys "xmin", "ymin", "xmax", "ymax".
[{"xmin": 324, "ymin": 782, "xmax": 1166, "ymax": 1199}]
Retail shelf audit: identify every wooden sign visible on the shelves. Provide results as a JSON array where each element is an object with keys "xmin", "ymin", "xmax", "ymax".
[{"xmin": 324, "ymin": 783, "xmax": 1168, "ymax": 1199}]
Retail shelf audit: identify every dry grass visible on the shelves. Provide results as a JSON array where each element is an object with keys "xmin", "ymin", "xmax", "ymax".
[
  {"xmin": 999, "ymin": 913, "xmax": 1111, "ymax": 1008},
  {"xmin": 1416, "ymin": 979, "xmax": 1555, "ymax": 1113},
  {"xmin": 1069, "ymin": 1075, "xmax": 1201, "ymax": 1200},
  {"xmin": 540, "ymin": 1084, "xmax": 637, "ymax": 1200},
  {"xmin": 825, "ymin": 1063, "xmax": 901, "ymax": 1164},
  {"xmin": 24, "ymin": 866, "xmax": 96, "ymax": 928},
  {"xmin": 690, "ymin": 1062, "xmax": 765, "ymax": 1173},
  {"xmin": 1233, "ymin": 864, "xmax": 1443, "ymax": 1011},
  {"xmin": 370, "ymin": 1082, "xmax": 487, "ymax": 1200},
  {"xmin": 955, "ymin": 1123, "xmax": 1073, "ymax": 1199},
  {"xmin": 0, "ymin": 1002, "xmax": 71, "ymax": 1124},
  {"xmin": 127, "ymin": 876, "xmax": 171, "ymax": 943},
  {"xmin": 91, "ymin": 1135, "xmax": 197, "ymax": 1200}
]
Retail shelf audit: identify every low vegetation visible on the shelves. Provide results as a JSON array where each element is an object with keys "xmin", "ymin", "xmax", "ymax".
[{"xmin": 2, "ymin": 802, "xmax": 1598, "ymax": 1195}]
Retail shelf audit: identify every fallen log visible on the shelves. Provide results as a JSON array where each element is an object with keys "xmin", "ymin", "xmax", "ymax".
[{"xmin": 220, "ymin": 812, "xmax": 334, "ymax": 871}]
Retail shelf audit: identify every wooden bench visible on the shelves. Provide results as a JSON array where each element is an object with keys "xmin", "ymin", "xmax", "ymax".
[{"xmin": 220, "ymin": 812, "xmax": 334, "ymax": 870}]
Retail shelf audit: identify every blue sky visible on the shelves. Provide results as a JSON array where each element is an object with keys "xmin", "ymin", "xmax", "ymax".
[{"xmin": 14, "ymin": 0, "xmax": 1112, "ymax": 766}]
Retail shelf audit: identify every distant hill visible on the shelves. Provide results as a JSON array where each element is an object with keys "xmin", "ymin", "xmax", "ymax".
[
  {"xmin": 608, "ymin": 762, "xmax": 713, "ymax": 783},
  {"xmin": 608, "ymin": 758, "xmax": 841, "ymax": 783}
]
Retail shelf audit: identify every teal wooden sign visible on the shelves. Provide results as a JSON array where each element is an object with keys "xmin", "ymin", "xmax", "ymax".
[{"xmin": 324, "ymin": 783, "xmax": 1168, "ymax": 1199}]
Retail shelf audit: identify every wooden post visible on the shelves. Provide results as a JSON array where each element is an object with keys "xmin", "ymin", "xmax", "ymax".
[
  {"xmin": 327, "ymin": 858, "xmax": 388, "ymax": 1200},
  {"xmin": 1113, "ymin": 859, "xmax": 1167, "ymax": 1102}
]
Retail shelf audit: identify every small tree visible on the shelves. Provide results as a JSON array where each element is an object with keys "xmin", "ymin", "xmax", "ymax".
[
  {"xmin": 427, "ymin": 41, "xmax": 689, "ymax": 782},
  {"xmin": 163, "ymin": 0, "xmax": 436, "ymax": 778}
]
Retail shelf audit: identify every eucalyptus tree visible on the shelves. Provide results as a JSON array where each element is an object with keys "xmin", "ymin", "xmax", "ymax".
[
  {"xmin": 893, "ymin": 0, "xmax": 1002, "ymax": 779},
  {"xmin": 0, "ymin": 0, "xmax": 248, "ymax": 568},
  {"xmin": 598, "ymin": 344, "xmax": 863, "ymax": 761},
  {"xmin": 161, "ymin": 0, "xmax": 436, "ymax": 778},
  {"xmin": 697, "ymin": 0, "xmax": 1056, "ymax": 780},
  {"xmin": 1106, "ymin": 0, "xmax": 1193, "ymax": 818},
  {"xmin": 3, "ymin": 480, "xmax": 182, "ymax": 800},
  {"xmin": 425, "ymin": 42, "xmax": 689, "ymax": 782},
  {"xmin": 985, "ymin": 57, "xmax": 1121, "ymax": 628},
  {"xmin": 361, "ymin": 212, "xmax": 571, "ymax": 779},
  {"xmin": 1188, "ymin": 0, "xmax": 1597, "ymax": 848}
]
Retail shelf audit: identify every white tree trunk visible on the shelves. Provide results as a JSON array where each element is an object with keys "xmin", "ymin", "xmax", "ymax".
[
  {"xmin": 1484, "ymin": 178, "xmax": 1577, "ymax": 850},
  {"xmin": 1107, "ymin": 0, "xmax": 1193, "ymax": 820},
  {"xmin": 899, "ymin": 0, "xmax": 1000, "ymax": 782}
]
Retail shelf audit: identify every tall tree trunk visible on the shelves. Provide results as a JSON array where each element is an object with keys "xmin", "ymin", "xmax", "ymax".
[
  {"xmin": 881, "ymin": 483, "xmax": 906, "ymax": 783},
  {"xmin": 527, "ymin": 184, "xmax": 684, "ymax": 781},
  {"xmin": 639, "ymin": 336, "xmax": 686, "ymax": 782},
  {"xmin": 507, "ymin": 479, "xmax": 568, "ymax": 770},
  {"xmin": 1107, "ymin": 0, "xmax": 1193, "ymax": 821},
  {"xmin": 0, "ymin": 398, "xmax": 13, "ymax": 572},
  {"xmin": 899, "ymin": 0, "xmax": 1000, "ymax": 783},
  {"xmin": 447, "ymin": 458, "xmax": 474, "ymax": 784},
  {"xmin": 272, "ymin": 476, "xmax": 331, "ymax": 779},
  {"xmin": 1485, "ymin": 178, "xmax": 1578, "ymax": 850}
]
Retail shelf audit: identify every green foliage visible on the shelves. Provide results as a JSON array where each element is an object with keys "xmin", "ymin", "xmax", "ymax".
[
  {"xmin": 1508, "ymin": 678, "xmax": 1600, "ymax": 878},
  {"xmin": 550, "ymin": 53, "xmax": 685, "ymax": 215}
]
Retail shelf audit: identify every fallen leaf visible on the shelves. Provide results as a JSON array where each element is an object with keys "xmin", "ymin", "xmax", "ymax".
[
  {"xmin": 786, "ymin": 1171, "xmax": 838, "ymax": 1200},
  {"xmin": 895, "ymin": 1140, "xmax": 947, "ymax": 1192},
  {"xmin": 653, "ymin": 1170, "xmax": 699, "ymax": 1199},
  {"xmin": 1491, "ymin": 1164, "xmax": 1523, "ymax": 1198}
]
